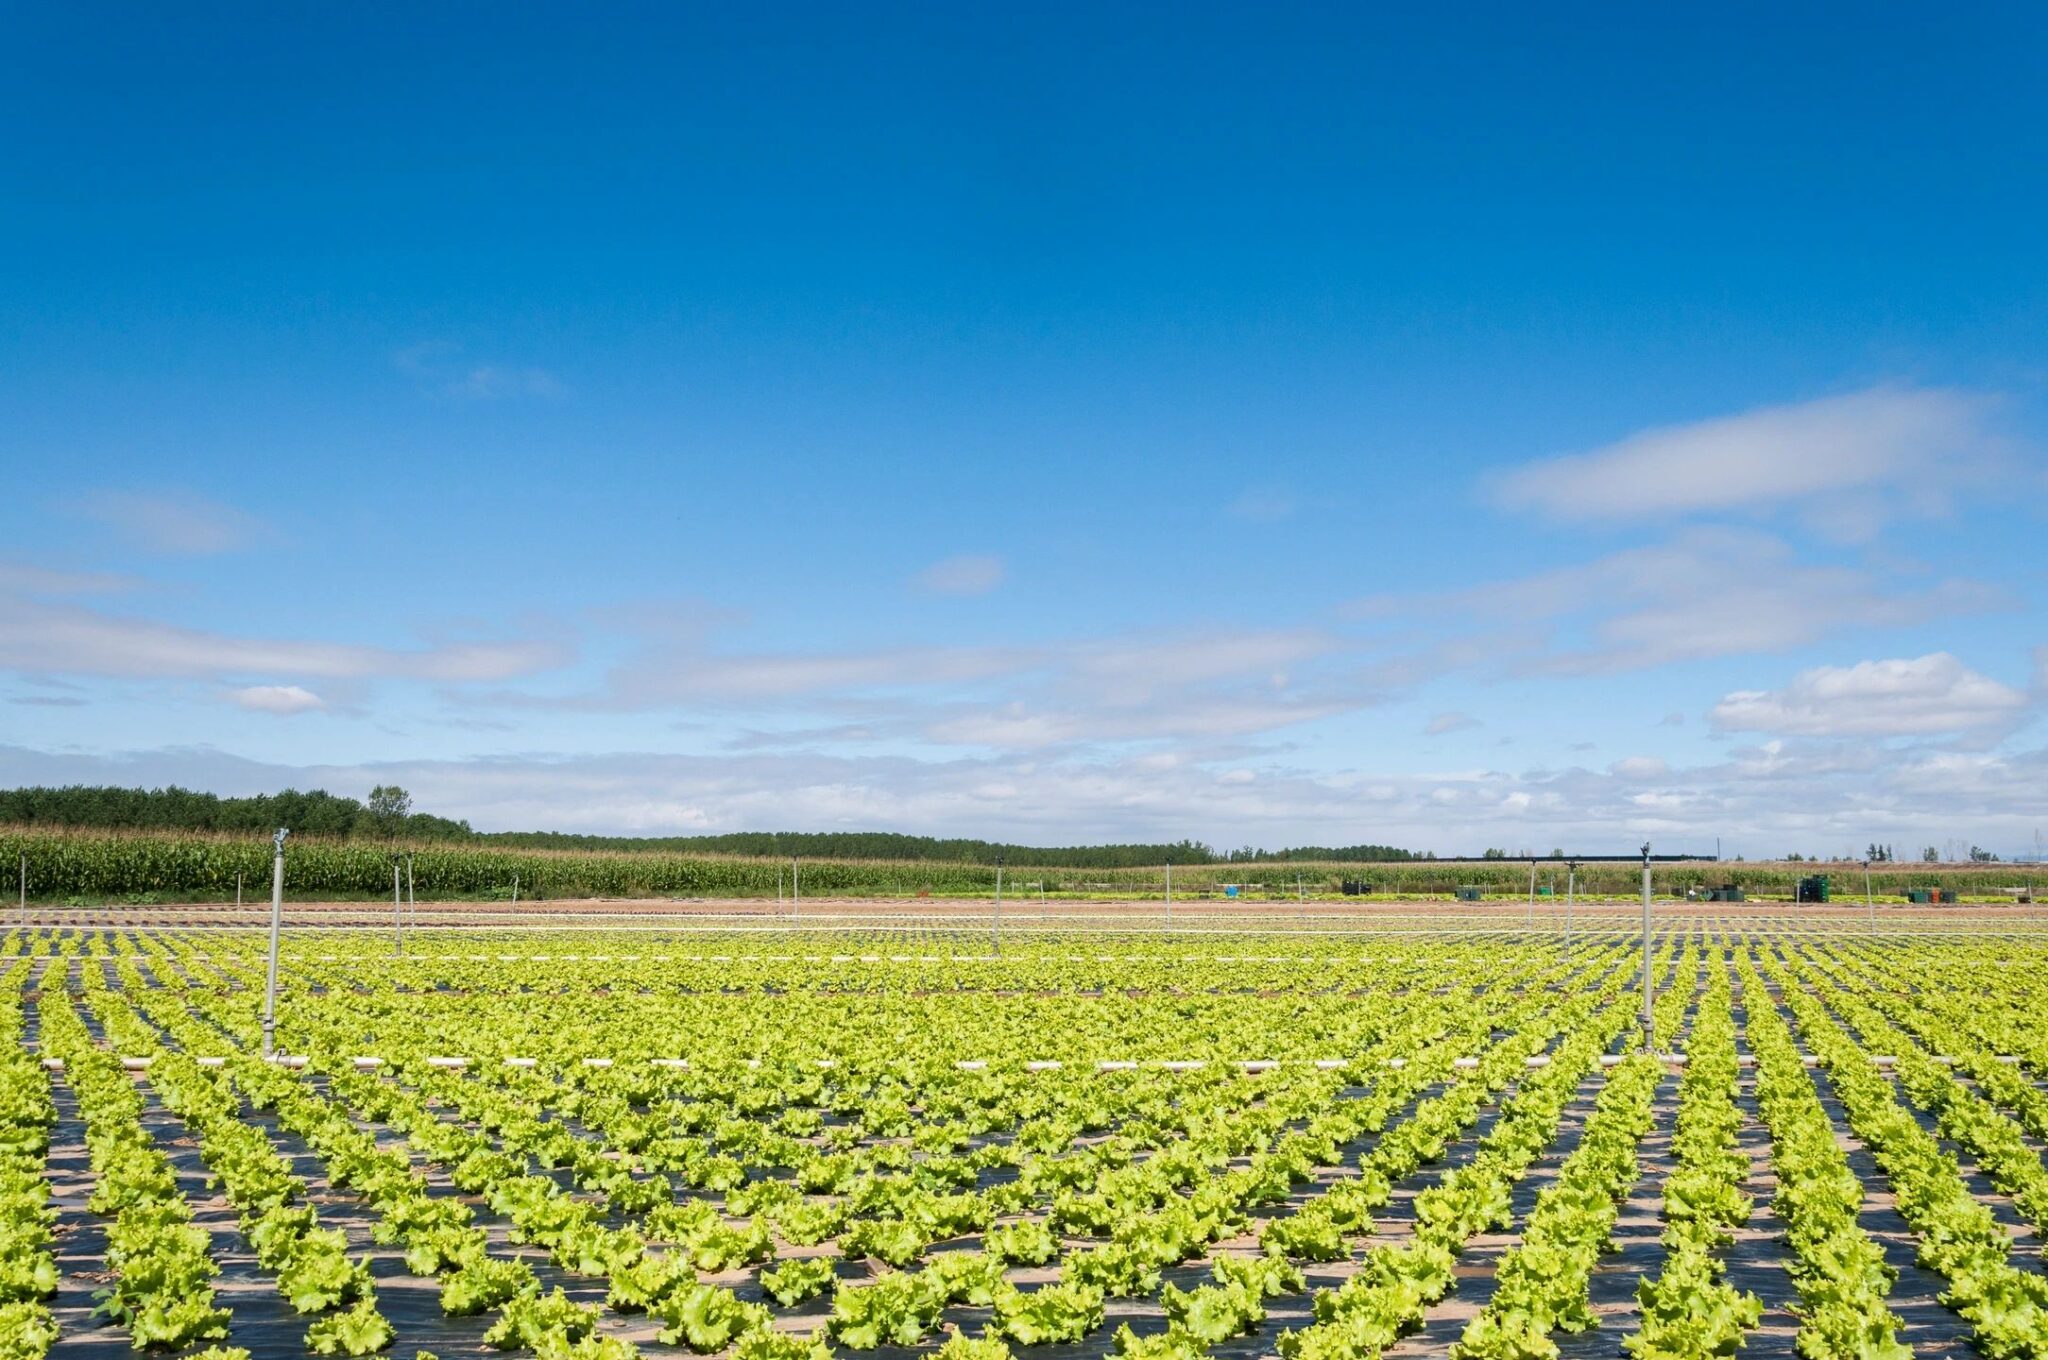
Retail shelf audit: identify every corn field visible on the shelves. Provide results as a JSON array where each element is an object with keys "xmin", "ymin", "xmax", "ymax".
[{"xmin": 0, "ymin": 827, "xmax": 2038, "ymax": 904}]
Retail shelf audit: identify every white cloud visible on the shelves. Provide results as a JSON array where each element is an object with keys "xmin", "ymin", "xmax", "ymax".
[
  {"xmin": 1710, "ymin": 653, "xmax": 2029, "ymax": 737},
  {"xmin": 1424, "ymin": 711, "xmax": 1480, "ymax": 736},
  {"xmin": 1490, "ymin": 386, "xmax": 2003, "ymax": 527},
  {"xmin": 920, "ymin": 693, "xmax": 1355, "ymax": 749},
  {"xmin": 70, "ymin": 490, "xmax": 271, "ymax": 555},
  {"xmin": 482, "ymin": 624, "xmax": 1361, "ymax": 752},
  {"xmin": 228, "ymin": 685, "xmax": 326, "ymax": 715},
  {"xmin": 1609, "ymin": 756, "xmax": 1671, "ymax": 780},
  {"xmin": 0, "ymin": 591, "xmax": 567, "ymax": 684},
  {"xmin": 911, "ymin": 554, "xmax": 1006, "ymax": 597},
  {"xmin": 1351, "ymin": 527, "xmax": 2004, "ymax": 677},
  {"xmin": 610, "ymin": 643, "xmax": 1031, "ymax": 704}
]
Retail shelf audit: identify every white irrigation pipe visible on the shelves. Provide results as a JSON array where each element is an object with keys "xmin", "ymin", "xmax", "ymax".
[{"xmin": 65, "ymin": 1049, "xmax": 1874, "ymax": 1074}]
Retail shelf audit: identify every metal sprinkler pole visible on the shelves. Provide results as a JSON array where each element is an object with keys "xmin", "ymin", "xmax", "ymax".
[
  {"xmin": 792, "ymin": 858, "xmax": 799, "ymax": 921},
  {"xmin": 1165, "ymin": 860, "xmax": 1173, "ymax": 930},
  {"xmin": 236, "ymin": 872, "xmax": 242, "ymax": 910},
  {"xmin": 511, "ymin": 874, "xmax": 518, "ymax": 906},
  {"xmin": 262, "ymin": 828, "xmax": 288, "ymax": 1061},
  {"xmin": 393, "ymin": 861, "xmax": 404, "ymax": 955},
  {"xmin": 407, "ymin": 855, "xmax": 416, "ymax": 927},
  {"xmin": 992, "ymin": 855, "xmax": 1002, "ymax": 955},
  {"xmin": 1565, "ymin": 860, "xmax": 1577, "ymax": 954},
  {"xmin": 1640, "ymin": 842, "xmax": 1653, "ymax": 1054},
  {"xmin": 17, "ymin": 852, "xmax": 23, "ymax": 927},
  {"xmin": 1863, "ymin": 859, "xmax": 1874, "ymax": 932},
  {"xmin": 1527, "ymin": 860, "xmax": 1536, "ymax": 933}
]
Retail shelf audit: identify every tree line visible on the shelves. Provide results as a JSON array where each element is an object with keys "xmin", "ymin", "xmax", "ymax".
[
  {"xmin": 477, "ymin": 830, "xmax": 1422, "ymax": 867},
  {"xmin": 0, "ymin": 784, "xmax": 472, "ymax": 841},
  {"xmin": 0, "ymin": 785, "xmax": 1423, "ymax": 867}
]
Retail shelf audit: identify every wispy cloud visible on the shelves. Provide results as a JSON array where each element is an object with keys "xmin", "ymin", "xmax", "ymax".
[
  {"xmin": 227, "ymin": 684, "xmax": 326, "ymax": 715},
  {"xmin": 0, "ymin": 562, "xmax": 137, "ymax": 595},
  {"xmin": 1351, "ymin": 527, "xmax": 2005, "ymax": 677},
  {"xmin": 394, "ymin": 343, "xmax": 567, "ymax": 400},
  {"xmin": 467, "ymin": 622, "xmax": 1360, "ymax": 751},
  {"xmin": 1226, "ymin": 486, "xmax": 1296, "ymax": 523},
  {"xmin": 1424, "ymin": 711, "xmax": 1480, "ymax": 736},
  {"xmin": 446, "ymin": 365, "xmax": 568, "ymax": 400},
  {"xmin": 911, "ymin": 554, "xmax": 1006, "ymax": 597},
  {"xmin": 1710, "ymin": 653, "xmax": 2029, "ymax": 737},
  {"xmin": 1489, "ymin": 386, "xmax": 2007, "ymax": 538},
  {"xmin": 69, "ymin": 490, "xmax": 271, "ymax": 556},
  {"xmin": 0, "ymin": 588, "xmax": 568, "ymax": 685}
]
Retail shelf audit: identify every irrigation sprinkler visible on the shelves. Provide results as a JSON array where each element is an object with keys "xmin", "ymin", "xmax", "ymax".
[
  {"xmin": 262, "ymin": 828, "xmax": 288, "ymax": 1061},
  {"xmin": 1640, "ymin": 842, "xmax": 1653, "ymax": 1054},
  {"xmin": 236, "ymin": 872, "xmax": 242, "ymax": 910},
  {"xmin": 392, "ymin": 861, "xmax": 404, "ymax": 956},
  {"xmin": 1565, "ymin": 860, "xmax": 1577, "ymax": 953},
  {"xmin": 1527, "ymin": 859, "xmax": 1536, "ymax": 933},
  {"xmin": 17, "ymin": 852, "xmax": 24, "ymax": 928},
  {"xmin": 1165, "ymin": 859, "xmax": 1173, "ymax": 931},
  {"xmin": 407, "ymin": 855, "xmax": 416, "ymax": 926},
  {"xmin": 511, "ymin": 874, "xmax": 518, "ymax": 906},
  {"xmin": 992, "ymin": 854, "xmax": 1003, "ymax": 955},
  {"xmin": 792, "ymin": 858, "xmax": 800, "ymax": 921},
  {"xmin": 1863, "ymin": 859, "xmax": 1873, "ymax": 931}
]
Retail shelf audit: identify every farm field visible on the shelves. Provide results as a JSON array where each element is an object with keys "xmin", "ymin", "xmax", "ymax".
[{"xmin": 4, "ymin": 921, "xmax": 2048, "ymax": 1360}]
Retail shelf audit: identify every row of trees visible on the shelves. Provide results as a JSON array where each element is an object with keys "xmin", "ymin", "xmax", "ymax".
[
  {"xmin": 1788, "ymin": 844, "xmax": 2005, "ymax": 864},
  {"xmin": 0, "ymin": 784, "xmax": 471, "ymax": 841},
  {"xmin": 0, "ymin": 786, "xmax": 1433, "ymax": 868},
  {"xmin": 479, "ymin": 830, "xmax": 1424, "ymax": 867}
]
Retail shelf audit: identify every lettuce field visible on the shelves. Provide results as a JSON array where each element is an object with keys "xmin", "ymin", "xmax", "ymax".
[{"xmin": 4, "ymin": 918, "xmax": 2048, "ymax": 1360}]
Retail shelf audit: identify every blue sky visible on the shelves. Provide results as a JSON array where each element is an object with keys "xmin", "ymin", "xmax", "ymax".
[{"xmin": 3, "ymin": 5, "xmax": 2045, "ymax": 856}]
